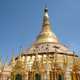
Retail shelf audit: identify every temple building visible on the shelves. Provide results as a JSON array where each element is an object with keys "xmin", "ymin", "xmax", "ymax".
[{"xmin": 0, "ymin": 7, "xmax": 80, "ymax": 80}]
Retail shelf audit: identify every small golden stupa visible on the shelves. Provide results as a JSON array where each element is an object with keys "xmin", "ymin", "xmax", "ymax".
[{"xmin": 0, "ymin": 7, "xmax": 80, "ymax": 80}]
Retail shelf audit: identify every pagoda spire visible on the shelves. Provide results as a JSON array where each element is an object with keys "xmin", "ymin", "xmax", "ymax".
[
  {"xmin": 36, "ymin": 6, "xmax": 59, "ymax": 43},
  {"xmin": 0, "ymin": 56, "xmax": 2, "ymax": 70},
  {"xmin": 11, "ymin": 50, "xmax": 15, "ymax": 67},
  {"xmin": 42, "ymin": 6, "xmax": 50, "ymax": 30}
]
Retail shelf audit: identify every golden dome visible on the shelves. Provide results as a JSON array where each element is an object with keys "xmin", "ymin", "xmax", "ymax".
[{"xmin": 36, "ymin": 7, "xmax": 59, "ymax": 43}]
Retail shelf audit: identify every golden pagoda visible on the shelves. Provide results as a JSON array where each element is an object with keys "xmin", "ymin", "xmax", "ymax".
[{"xmin": 0, "ymin": 7, "xmax": 80, "ymax": 80}]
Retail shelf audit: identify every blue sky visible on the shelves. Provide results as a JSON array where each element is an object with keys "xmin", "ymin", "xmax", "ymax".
[{"xmin": 0, "ymin": 0, "xmax": 80, "ymax": 62}]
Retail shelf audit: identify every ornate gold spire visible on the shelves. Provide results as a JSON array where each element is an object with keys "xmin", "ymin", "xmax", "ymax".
[
  {"xmin": 11, "ymin": 51, "xmax": 15, "ymax": 67},
  {"xmin": 0, "ymin": 56, "xmax": 2, "ymax": 70},
  {"xmin": 36, "ymin": 7, "xmax": 59, "ymax": 43}
]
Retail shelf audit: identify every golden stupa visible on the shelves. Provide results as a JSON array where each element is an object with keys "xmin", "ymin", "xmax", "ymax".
[{"xmin": 0, "ymin": 7, "xmax": 80, "ymax": 80}]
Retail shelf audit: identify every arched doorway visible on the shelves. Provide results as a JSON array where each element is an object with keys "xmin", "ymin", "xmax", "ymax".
[
  {"xmin": 15, "ymin": 74, "xmax": 22, "ymax": 80},
  {"xmin": 35, "ymin": 73, "xmax": 41, "ymax": 80},
  {"xmin": 58, "ymin": 74, "xmax": 64, "ymax": 80}
]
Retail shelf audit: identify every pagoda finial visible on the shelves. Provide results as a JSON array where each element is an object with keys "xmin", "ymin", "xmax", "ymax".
[
  {"xmin": 42, "ymin": 6, "xmax": 50, "ymax": 27},
  {"xmin": 44, "ymin": 4, "xmax": 48, "ymax": 12},
  {"xmin": 36, "ymin": 6, "xmax": 59, "ymax": 43}
]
